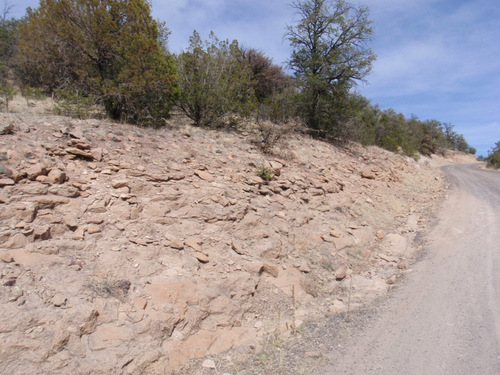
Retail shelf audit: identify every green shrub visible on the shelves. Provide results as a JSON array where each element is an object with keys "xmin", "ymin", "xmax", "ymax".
[
  {"xmin": 53, "ymin": 86, "xmax": 101, "ymax": 119},
  {"xmin": 256, "ymin": 165, "xmax": 275, "ymax": 182},
  {"xmin": 176, "ymin": 31, "xmax": 255, "ymax": 128},
  {"xmin": 17, "ymin": 0, "xmax": 178, "ymax": 125},
  {"xmin": 486, "ymin": 150, "xmax": 500, "ymax": 169}
]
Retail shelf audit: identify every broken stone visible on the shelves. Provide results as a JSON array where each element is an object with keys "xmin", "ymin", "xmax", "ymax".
[
  {"xmin": 63, "ymin": 215, "xmax": 79, "ymax": 230},
  {"xmin": 195, "ymin": 170, "xmax": 213, "ymax": 181},
  {"xmin": 91, "ymin": 148, "xmax": 103, "ymax": 161},
  {"xmin": 34, "ymin": 196, "xmax": 69, "ymax": 209},
  {"xmin": 67, "ymin": 138, "xmax": 91, "ymax": 150},
  {"xmin": 51, "ymin": 295, "xmax": 67, "ymax": 307},
  {"xmin": 231, "ymin": 240, "xmax": 246, "ymax": 255},
  {"xmin": 86, "ymin": 215, "xmax": 104, "ymax": 224},
  {"xmin": 112, "ymin": 179, "xmax": 129, "ymax": 189},
  {"xmin": 170, "ymin": 239, "xmax": 184, "ymax": 250},
  {"xmin": 1, "ymin": 233, "xmax": 29, "ymax": 249},
  {"xmin": 361, "ymin": 169, "xmax": 376, "ymax": 180},
  {"xmin": 87, "ymin": 225, "xmax": 101, "ymax": 234},
  {"xmin": 376, "ymin": 230, "xmax": 386, "ymax": 240},
  {"xmin": 25, "ymin": 164, "xmax": 49, "ymax": 181},
  {"xmin": 335, "ymin": 266, "xmax": 347, "ymax": 280},
  {"xmin": 330, "ymin": 229, "xmax": 341, "ymax": 238},
  {"xmin": 0, "ymin": 123, "xmax": 14, "ymax": 135},
  {"xmin": 47, "ymin": 169, "xmax": 67, "ymax": 184},
  {"xmin": 0, "ymin": 250, "xmax": 14, "ymax": 263},
  {"xmin": 262, "ymin": 262, "xmax": 280, "ymax": 278},
  {"xmin": 0, "ymin": 178, "xmax": 15, "ymax": 186},
  {"xmin": 194, "ymin": 252, "xmax": 209, "ymax": 263},
  {"xmin": 33, "ymin": 225, "xmax": 51, "ymax": 241},
  {"xmin": 185, "ymin": 237, "xmax": 202, "ymax": 251},
  {"xmin": 66, "ymin": 147, "xmax": 93, "ymax": 159}
]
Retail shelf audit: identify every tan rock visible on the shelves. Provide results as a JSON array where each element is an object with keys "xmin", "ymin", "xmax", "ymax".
[
  {"xmin": 17, "ymin": 183, "xmax": 49, "ymax": 195},
  {"xmin": 335, "ymin": 266, "xmax": 348, "ymax": 280},
  {"xmin": 111, "ymin": 179, "xmax": 129, "ymax": 189},
  {"xmin": 63, "ymin": 215, "xmax": 78, "ymax": 230},
  {"xmin": 361, "ymin": 169, "xmax": 376, "ymax": 180},
  {"xmin": 0, "ymin": 178, "xmax": 15, "ymax": 186},
  {"xmin": 72, "ymin": 227, "xmax": 85, "ymax": 240},
  {"xmin": 33, "ymin": 225, "xmax": 51, "ymax": 241},
  {"xmin": 1, "ymin": 233, "xmax": 29, "ymax": 249},
  {"xmin": 0, "ymin": 250, "xmax": 14, "ymax": 263},
  {"xmin": 170, "ymin": 239, "xmax": 184, "ymax": 250},
  {"xmin": 263, "ymin": 262, "xmax": 280, "ymax": 278},
  {"xmin": 194, "ymin": 252, "xmax": 209, "ymax": 263},
  {"xmin": 87, "ymin": 225, "xmax": 101, "ymax": 234},
  {"xmin": 91, "ymin": 148, "xmax": 103, "ymax": 161},
  {"xmin": 330, "ymin": 229, "xmax": 341, "ymax": 238},
  {"xmin": 67, "ymin": 138, "xmax": 91, "ymax": 150},
  {"xmin": 185, "ymin": 237, "xmax": 202, "ymax": 251},
  {"xmin": 376, "ymin": 229, "xmax": 386, "ymax": 240},
  {"xmin": 195, "ymin": 170, "xmax": 213, "ymax": 181},
  {"xmin": 231, "ymin": 239, "xmax": 246, "ymax": 255},
  {"xmin": 0, "ymin": 123, "xmax": 14, "ymax": 134},
  {"xmin": 33, "ymin": 196, "xmax": 69, "ymax": 209},
  {"xmin": 25, "ymin": 163, "xmax": 48, "ymax": 180},
  {"xmin": 47, "ymin": 168, "xmax": 67, "ymax": 184},
  {"xmin": 66, "ymin": 147, "xmax": 93, "ymax": 159},
  {"xmin": 0, "ymin": 191, "xmax": 8, "ymax": 203},
  {"xmin": 48, "ymin": 185, "xmax": 80, "ymax": 198},
  {"xmin": 86, "ymin": 215, "xmax": 104, "ymax": 224}
]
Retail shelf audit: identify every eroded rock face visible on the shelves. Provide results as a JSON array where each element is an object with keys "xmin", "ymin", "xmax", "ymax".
[{"xmin": 0, "ymin": 111, "xmax": 447, "ymax": 374}]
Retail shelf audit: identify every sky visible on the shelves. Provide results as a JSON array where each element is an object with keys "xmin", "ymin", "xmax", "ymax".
[{"xmin": 7, "ymin": 0, "xmax": 500, "ymax": 156}]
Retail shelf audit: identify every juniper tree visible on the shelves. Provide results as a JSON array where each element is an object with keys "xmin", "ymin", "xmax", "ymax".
[
  {"xmin": 17, "ymin": 0, "xmax": 178, "ymax": 125},
  {"xmin": 176, "ymin": 31, "xmax": 255, "ymax": 128}
]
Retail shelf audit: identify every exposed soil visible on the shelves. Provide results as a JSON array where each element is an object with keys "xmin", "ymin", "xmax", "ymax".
[{"xmin": 0, "ymin": 96, "xmax": 475, "ymax": 374}]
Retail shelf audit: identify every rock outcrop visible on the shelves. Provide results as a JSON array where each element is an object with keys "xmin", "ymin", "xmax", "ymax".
[{"xmin": 0, "ymin": 111, "xmax": 447, "ymax": 374}]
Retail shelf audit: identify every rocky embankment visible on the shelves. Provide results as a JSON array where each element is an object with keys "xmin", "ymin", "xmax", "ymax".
[{"xmin": 0, "ymin": 107, "xmax": 454, "ymax": 374}]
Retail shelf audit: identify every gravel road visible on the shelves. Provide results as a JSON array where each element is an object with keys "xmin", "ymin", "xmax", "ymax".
[{"xmin": 318, "ymin": 163, "xmax": 500, "ymax": 374}]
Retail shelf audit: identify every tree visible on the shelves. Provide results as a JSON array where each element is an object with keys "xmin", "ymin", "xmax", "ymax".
[
  {"xmin": 176, "ymin": 31, "xmax": 255, "ymax": 128},
  {"xmin": 16, "ymin": 0, "xmax": 178, "ymax": 125},
  {"xmin": 0, "ymin": 1, "xmax": 17, "ymax": 112},
  {"xmin": 485, "ymin": 140, "xmax": 500, "ymax": 169},
  {"xmin": 240, "ymin": 47, "xmax": 295, "ymax": 123},
  {"xmin": 285, "ymin": 0, "xmax": 375, "ymax": 135},
  {"xmin": 240, "ymin": 48, "xmax": 289, "ymax": 103}
]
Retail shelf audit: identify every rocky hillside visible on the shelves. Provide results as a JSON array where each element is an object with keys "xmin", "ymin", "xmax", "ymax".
[{"xmin": 0, "ymin": 100, "xmax": 462, "ymax": 374}]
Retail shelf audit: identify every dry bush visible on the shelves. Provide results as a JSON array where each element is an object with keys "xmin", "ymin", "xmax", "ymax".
[{"xmin": 252, "ymin": 121, "xmax": 298, "ymax": 154}]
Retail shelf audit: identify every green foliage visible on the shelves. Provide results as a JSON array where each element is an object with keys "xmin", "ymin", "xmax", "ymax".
[
  {"xmin": 0, "ymin": 11, "xmax": 19, "ymax": 68},
  {"xmin": 286, "ymin": 0, "xmax": 375, "ymax": 134},
  {"xmin": 21, "ymin": 85, "xmax": 44, "ymax": 100},
  {"xmin": 16, "ymin": 0, "xmax": 178, "ymax": 126},
  {"xmin": 53, "ymin": 86, "xmax": 101, "ymax": 119},
  {"xmin": 255, "ymin": 165, "xmax": 275, "ymax": 181},
  {"xmin": 486, "ymin": 150, "xmax": 500, "ymax": 169},
  {"xmin": 0, "ymin": 61, "xmax": 15, "ymax": 111},
  {"xmin": 176, "ymin": 31, "xmax": 255, "ymax": 128},
  {"xmin": 486, "ymin": 141, "xmax": 500, "ymax": 169}
]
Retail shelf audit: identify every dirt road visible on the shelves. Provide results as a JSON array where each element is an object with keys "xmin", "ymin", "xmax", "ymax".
[{"xmin": 318, "ymin": 163, "xmax": 500, "ymax": 374}]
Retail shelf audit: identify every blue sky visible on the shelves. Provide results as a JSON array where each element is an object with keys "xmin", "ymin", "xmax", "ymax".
[{"xmin": 7, "ymin": 0, "xmax": 500, "ymax": 156}]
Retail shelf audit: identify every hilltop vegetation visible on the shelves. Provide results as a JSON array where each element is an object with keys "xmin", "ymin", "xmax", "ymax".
[
  {"xmin": 1, "ymin": 0, "xmax": 475, "ymax": 157},
  {"xmin": 484, "ymin": 141, "xmax": 500, "ymax": 169}
]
